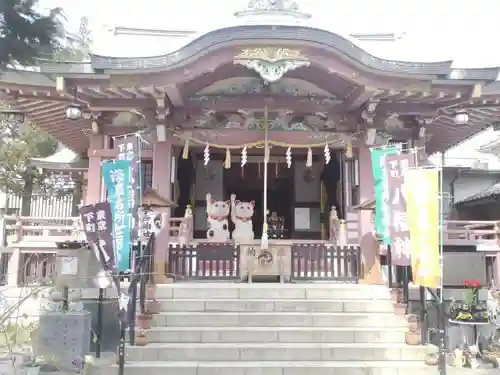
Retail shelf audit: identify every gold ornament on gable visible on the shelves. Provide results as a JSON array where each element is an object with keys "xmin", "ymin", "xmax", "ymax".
[{"xmin": 234, "ymin": 47, "xmax": 310, "ymax": 84}]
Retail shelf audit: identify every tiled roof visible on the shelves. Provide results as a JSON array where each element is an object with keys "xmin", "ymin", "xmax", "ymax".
[{"xmin": 456, "ymin": 181, "xmax": 500, "ymax": 204}]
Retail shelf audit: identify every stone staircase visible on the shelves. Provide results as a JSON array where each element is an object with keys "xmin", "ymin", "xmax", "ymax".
[{"xmin": 120, "ymin": 283, "xmax": 434, "ymax": 375}]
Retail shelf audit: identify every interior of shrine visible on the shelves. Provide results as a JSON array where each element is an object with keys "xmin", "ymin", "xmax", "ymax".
[{"xmin": 176, "ymin": 147, "xmax": 344, "ymax": 240}]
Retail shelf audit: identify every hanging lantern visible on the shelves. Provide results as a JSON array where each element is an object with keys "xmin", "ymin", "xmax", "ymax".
[
  {"xmin": 203, "ymin": 144, "xmax": 210, "ymax": 166},
  {"xmin": 306, "ymin": 148, "xmax": 312, "ymax": 168},
  {"xmin": 285, "ymin": 147, "xmax": 292, "ymax": 168},
  {"xmin": 324, "ymin": 143, "xmax": 331, "ymax": 164},
  {"xmin": 241, "ymin": 145, "xmax": 247, "ymax": 167},
  {"xmin": 224, "ymin": 148, "xmax": 231, "ymax": 169},
  {"xmin": 345, "ymin": 139, "xmax": 353, "ymax": 159},
  {"xmin": 182, "ymin": 139, "xmax": 190, "ymax": 160}
]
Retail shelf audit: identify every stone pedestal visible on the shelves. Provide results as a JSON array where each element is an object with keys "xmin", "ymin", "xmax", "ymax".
[{"xmin": 239, "ymin": 240, "xmax": 291, "ymax": 282}]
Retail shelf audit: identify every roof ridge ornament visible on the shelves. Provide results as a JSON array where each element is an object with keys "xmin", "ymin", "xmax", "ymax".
[
  {"xmin": 233, "ymin": 47, "xmax": 310, "ymax": 84},
  {"xmin": 234, "ymin": 0, "xmax": 311, "ymax": 21},
  {"xmin": 248, "ymin": 0, "xmax": 298, "ymax": 11}
]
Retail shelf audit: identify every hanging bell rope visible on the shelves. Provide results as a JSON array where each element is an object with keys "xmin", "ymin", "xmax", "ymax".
[
  {"xmin": 224, "ymin": 148, "xmax": 231, "ymax": 169},
  {"xmin": 182, "ymin": 139, "xmax": 190, "ymax": 160},
  {"xmin": 306, "ymin": 147, "xmax": 313, "ymax": 168}
]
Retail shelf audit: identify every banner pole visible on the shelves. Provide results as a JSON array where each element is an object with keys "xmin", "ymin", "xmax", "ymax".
[
  {"xmin": 261, "ymin": 105, "xmax": 269, "ymax": 250},
  {"xmin": 438, "ymin": 166, "xmax": 447, "ymax": 375}
]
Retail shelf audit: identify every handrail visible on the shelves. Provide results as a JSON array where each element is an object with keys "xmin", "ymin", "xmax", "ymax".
[
  {"xmin": 127, "ymin": 232, "xmax": 155, "ymax": 346},
  {"xmin": 1, "ymin": 215, "xmax": 499, "ymax": 247}
]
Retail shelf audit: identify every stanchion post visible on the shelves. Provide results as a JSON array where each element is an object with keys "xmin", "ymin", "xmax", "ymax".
[
  {"xmin": 419, "ymin": 286, "xmax": 427, "ymax": 345},
  {"xmin": 402, "ymin": 266, "xmax": 409, "ymax": 314},
  {"xmin": 437, "ymin": 293, "xmax": 447, "ymax": 375},
  {"xmin": 129, "ymin": 245, "xmax": 138, "ymax": 345},
  {"xmin": 96, "ymin": 288, "xmax": 104, "ymax": 358},
  {"xmin": 387, "ymin": 245, "xmax": 393, "ymax": 289},
  {"xmin": 118, "ymin": 321, "xmax": 126, "ymax": 375}
]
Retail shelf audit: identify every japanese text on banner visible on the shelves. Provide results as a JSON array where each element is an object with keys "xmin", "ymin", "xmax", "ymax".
[
  {"xmin": 102, "ymin": 160, "xmax": 131, "ymax": 272},
  {"xmin": 384, "ymin": 152, "xmax": 415, "ymax": 266},
  {"xmin": 114, "ymin": 137, "xmax": 141, "ymax": 242},
  {"xmin": 370, "ymin": 146, "xmax": 400, "ymax": 245},
  {"xmin": 405, "ymin": 168, "xmax": 441, "ymax": 288}
]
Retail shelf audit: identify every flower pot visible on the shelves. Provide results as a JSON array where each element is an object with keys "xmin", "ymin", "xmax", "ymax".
[
  {"xmin": 137, "ymin": 314, "xmax": 151, "ymax": 329},
  {"xmin": 425, "ymin": 356, "xmax": 438, "ymax": 366},
  {"xmin": 146, "ymin": 300, "xmax": 160, "ymax": 314},
  {"xmin": 136, "ymin": 335, "xmax": 148, "ymax": 346},
  {"xmin": 146, "ymin": 284, "xmax": 156, "ymax": 300},
  {"xmin": 405, "ymin": 331, "xmax": 421, "ymax": 345}
]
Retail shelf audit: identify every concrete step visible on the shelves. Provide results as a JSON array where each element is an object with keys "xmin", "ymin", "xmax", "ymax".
[
  {"xmin": 150, "ymin": 312, "xmax": 407, "ymax": 327},
  {"xmin": 146, "ymin": 298, "xmax": 394, "ymax": 313},
  {"xmin": 124, "ymin": 343, "xmax": 426, "ymax": 362},
  {"xmin": 152, "ymin": 283, "xmax": 391, "ymax": 300},
  {"xmin": 107, "ymin": 362, "xmax": 492, "ymax": 375},
  {"xmin": 141, "ymin": 326, "xmax": 407, "ymax": 343}
]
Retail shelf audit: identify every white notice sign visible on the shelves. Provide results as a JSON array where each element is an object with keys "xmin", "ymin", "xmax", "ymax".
[
  {"xmin": 294, "ymin": 207, "xmax": 311, "ymax": 230},
  {"xmin": 61, "ymin": 257, "xmax": 78, "ymax": 275}
]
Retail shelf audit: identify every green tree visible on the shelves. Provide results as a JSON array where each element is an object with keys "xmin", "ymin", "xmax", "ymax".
[
  {"xmin": 0, "ymin": 13, "xmax": 90, "ymax": 206},
  {"xmin": 0, "ymin": 113, "xmax": 57, "ymax": 196},
  {"xmin": 0, "ymin": 0, "xmax": 63, "ymax": 67}
]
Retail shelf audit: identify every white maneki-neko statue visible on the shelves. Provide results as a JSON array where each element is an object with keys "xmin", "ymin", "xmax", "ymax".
[{"xmin": 205, "ymin": 193, "xmax": 255, "ymax": 243}]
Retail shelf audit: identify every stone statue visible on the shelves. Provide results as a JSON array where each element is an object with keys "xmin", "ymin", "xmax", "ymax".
[
  {"xmin": 231, "ymin": 194, "xmax": 255, "ymax": 243},
  {"xmin": 329, "ymin": 206, "xmax": 340, "ymax": 243},
  {"xmin": 206, "ymin": 193, "xmax": 230, "ymax": 241},
  {"xmin": 178, "ymin": 205, "xmax": 193, "ymax": 244}
]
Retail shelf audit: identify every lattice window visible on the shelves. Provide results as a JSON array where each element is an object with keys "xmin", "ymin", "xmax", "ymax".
[{"xmin": 141, "ymin": 160, "xmax": 153, "ymax": 191}]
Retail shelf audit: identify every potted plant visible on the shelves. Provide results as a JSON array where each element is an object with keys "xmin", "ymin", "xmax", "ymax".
[
  {"xmin": 405, "ymin": 320, "xmax": 421, "ymax": 346},
  {"xmin": 407, "ymin": 314, "xmax": 420, "ymax": 332},
  {"xmin": 450, "ymin": 280, "xmax": 489, "ymax": 323},
  {"xmin": 137, "ymin": 313, "xmax": 152, "ymax": 329},
  {"xmin": 136, "ymin": 330, "xmax": 148, "ymax": 346}
]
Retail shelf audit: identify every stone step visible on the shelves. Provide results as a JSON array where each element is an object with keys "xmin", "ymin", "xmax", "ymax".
[
  {"xmin": 145, "ymin": 298, "xmax": 394, "ymax": 313},
  {"xmin": 107, "ymin": 362, "xmax": 490, "ymax": 375},
  {"xmin": 124, "ymin": 343, "xmax": 426, "ymax": 362},
  {"xmin": 150, "ymin": 312, "xmax": 407, "ymax": 327},
  {"xmin": 141, "ymin": 326, "xmax": 407, "ymax": 343},
  {"xmin": 152, "ymin": 283, "xmax": 391, "ymax": 300}
]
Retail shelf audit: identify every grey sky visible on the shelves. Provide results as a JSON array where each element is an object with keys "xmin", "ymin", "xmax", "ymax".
[{"xmin": 39, "ymin": 0, "xmax": 499, "ymax": 65}]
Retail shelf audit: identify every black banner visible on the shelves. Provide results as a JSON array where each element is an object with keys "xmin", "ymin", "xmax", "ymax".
[
  {"xmin": 114, "ymin": 136, "xmax": 140, "ymax": 243},
  {"xmin": 79, "ymin": 202, "xmax": 115, "ymax": 271},
  {"xmin": 384, "ymin": 152, "xmax": 415, "ymax": 266},
  {"xmin": 79, "ymin": 204, "xmax": 99, "ymax": 244},
  {"xmin": 94, "ymin": 201, "xmax": 116, "ymax": 270}
]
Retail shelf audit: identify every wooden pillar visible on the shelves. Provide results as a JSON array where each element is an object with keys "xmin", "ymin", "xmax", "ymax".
[
  {"xmin": 152, "ymin": 138, "xmax": 172, "ymax": 283},
  {"xmin": 86, "ymin": 135, "xmax": 104, "ymax": 204},
  {"xmin": 357, "ymin": 141, "xmax": 382, "ymax": 284}
]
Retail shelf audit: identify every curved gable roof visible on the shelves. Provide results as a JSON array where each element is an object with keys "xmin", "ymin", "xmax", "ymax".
[{"xmin": 89, "ymin": 25, "xmax": 454, "ymax": 75}]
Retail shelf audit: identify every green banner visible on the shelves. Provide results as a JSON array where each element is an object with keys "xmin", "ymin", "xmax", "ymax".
[{"xmin": 370, "ymin": 146, "xmax": 400, "ymax": 244}]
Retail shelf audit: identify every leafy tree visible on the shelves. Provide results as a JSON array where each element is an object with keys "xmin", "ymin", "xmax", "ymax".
[
  {"xmin": 0, "ymin": 113, "xmax": 57, "ymax": 197},
  {"xmin": 0, "ymin": 0, "xmax": 63, "ymax": 67},
  {"xmin": 0, "ymin": 15, "xmax": 92, "ymax": 208}
]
